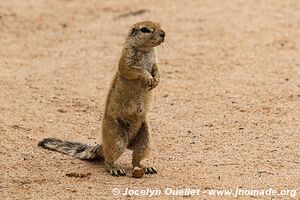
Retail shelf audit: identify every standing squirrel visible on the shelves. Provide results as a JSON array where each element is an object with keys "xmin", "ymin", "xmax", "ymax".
[{"xmin": 38, "ymin": 21, "xmax": 165, "ymax": 177}]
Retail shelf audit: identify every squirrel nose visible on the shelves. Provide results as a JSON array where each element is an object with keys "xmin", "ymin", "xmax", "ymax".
[{"xmin": 160, "ymin": 31, "xmax": 165, "ymax": 38}]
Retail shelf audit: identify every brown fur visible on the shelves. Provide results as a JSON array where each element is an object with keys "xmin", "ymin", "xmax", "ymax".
[{"xmin": 38, "ymin": 21, "xmax": 165, "ymax": 176}]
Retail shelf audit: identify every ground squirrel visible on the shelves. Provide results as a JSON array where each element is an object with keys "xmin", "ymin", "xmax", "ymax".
[{"xmin": 38, "ymin": 21, "xmax": 165, "ymax": 177}]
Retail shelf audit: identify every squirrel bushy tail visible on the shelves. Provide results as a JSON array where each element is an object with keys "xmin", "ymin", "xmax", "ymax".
[{"xmin": 38, "ymin": 138, "xmax": 104, "ymax": 160}]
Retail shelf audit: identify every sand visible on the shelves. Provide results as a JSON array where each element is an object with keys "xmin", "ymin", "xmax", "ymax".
[{"xmin": 0, "ymin": 0, "xmax": 299, "ymax": 199}]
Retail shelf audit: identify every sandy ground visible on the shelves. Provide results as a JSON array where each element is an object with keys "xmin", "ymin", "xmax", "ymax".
[{"xmin": 0, "ymin": 0, "xmax": 299, "ymax": 199}]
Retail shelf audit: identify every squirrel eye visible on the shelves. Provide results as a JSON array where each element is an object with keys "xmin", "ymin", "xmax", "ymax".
[{"xmin": 140, "ymin": 27, "xmax": 151, "ymax": 33}]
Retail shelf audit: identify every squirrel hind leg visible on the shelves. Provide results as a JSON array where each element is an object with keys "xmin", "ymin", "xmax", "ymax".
[
  {"xmin": 131, "ymin": 122, "xmax": 157, "ymax": 175},
  {"xmin": 102, "ymin": 120, "xmax": 127, "ymax": 176}
]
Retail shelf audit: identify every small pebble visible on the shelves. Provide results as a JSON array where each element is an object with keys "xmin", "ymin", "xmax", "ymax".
[{"xmin": 132, "ymin": 167, "xmax": 144, "ymax": 178}]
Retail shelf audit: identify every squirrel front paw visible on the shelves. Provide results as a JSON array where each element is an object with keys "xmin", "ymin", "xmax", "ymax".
[
  {"xmin": 148, "ymin": 77, "xmax": 159, "ymax": 91},
  {"xmin": 144, "ymin": 74, "xmax": 154, "ymax": 87}
]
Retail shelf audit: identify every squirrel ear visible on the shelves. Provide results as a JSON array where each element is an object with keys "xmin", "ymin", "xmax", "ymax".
[{"xmin": 130, "ymin": 28, "xmax": 136, "ymax": 35}]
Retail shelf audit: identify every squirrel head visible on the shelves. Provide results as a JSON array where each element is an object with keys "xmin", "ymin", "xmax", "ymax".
[{"xmin": 127, "ymin": 21, "xmax": 165, "ymax": 48}]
